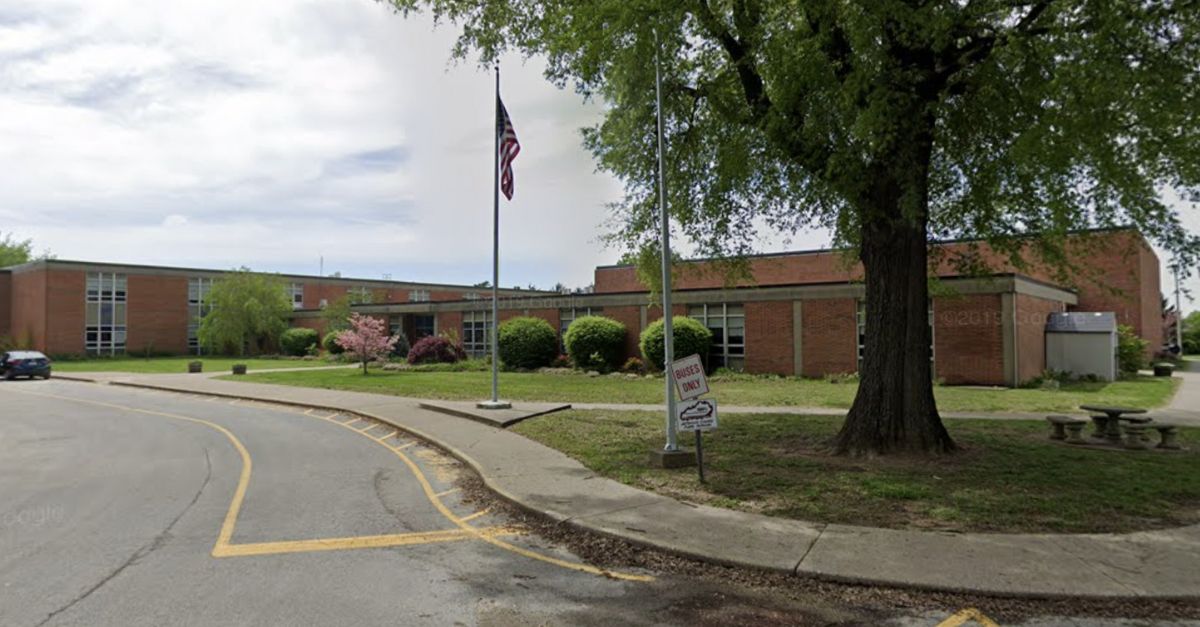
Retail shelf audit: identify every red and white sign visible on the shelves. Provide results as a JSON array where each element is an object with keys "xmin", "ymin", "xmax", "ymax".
[{"xmin": 670, "ymin": 354, "xmax": 709, "ymax": 401}]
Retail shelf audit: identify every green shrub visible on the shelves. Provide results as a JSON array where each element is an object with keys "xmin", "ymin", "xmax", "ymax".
[
  {"xmin": 280, "ymin": 328, "xmax": 320, "ymax": 357},
  {"xmin": 498, "ymin": 317, "xmax": 558, "ymax": 369},
  {"xmin": 1117, "ymin": 324, "xmax": 1148, "ymax": 375},
  {"xmin": 639, "ymin": 316, "xmax": 713, "ymax": 372},
  {"xmin": 323, "ymin": 331, "xmax": 345, "ymax": 355},
  {"xmin": 620, "ymin": 357, "xmax": 645, "ymax": 374},
  {"xmin": 564, "ymin": 316, "xmax": 627, "ymax": 372}
]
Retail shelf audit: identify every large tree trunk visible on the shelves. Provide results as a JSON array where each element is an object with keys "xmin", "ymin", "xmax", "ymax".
[{"xmin": 833, "ymin": 111, "xmax": 955, "ymax": 456}]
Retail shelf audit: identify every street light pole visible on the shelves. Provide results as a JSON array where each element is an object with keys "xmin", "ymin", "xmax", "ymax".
[{"xmin": 655, "ymin": 28, "xmax": 678, "ymax": 453}]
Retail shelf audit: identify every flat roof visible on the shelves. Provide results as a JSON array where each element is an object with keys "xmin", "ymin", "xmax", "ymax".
[
  {"xmin": 0, "ymin": 258, "xmax": 552, "ymax": 295},
  {"xmin": 594, "ymin": 226, "xmax": 1141, "ymax": 270}
]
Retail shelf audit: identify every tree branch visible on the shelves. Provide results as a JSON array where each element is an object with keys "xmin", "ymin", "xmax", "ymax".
[{"xmin": 691, "ymin": 0, "xmax": 771, "ymax": 121}]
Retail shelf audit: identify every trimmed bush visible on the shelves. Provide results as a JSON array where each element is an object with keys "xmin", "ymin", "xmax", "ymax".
[
  {"xmin": 639, "ymin": 316, "xmax": 713, "ymax": 372},
  {"xmin": 498, "ymin": 317, "xmax": 558, "ymax": 369},
  {"xmin": 621, "ymin": 357, "xmax": 645, "ymax": 374},
  {"xmin": 407, "ymin": 335, "xmax": 466, "ymax": 365},
  {"xmin": 323, "ymin": 331, "xmax": 345, "ymax": 355},
  {"xmin": 564, "ymin": 316, "xmax": 627, "ymax": 372},
  {"xmin": 280, "ymin": 328, "xmax": 320, "ymax": 357},
  {"xmin": 1117, "ymin": 324, "xmax": 1148, "ymax": 375}
]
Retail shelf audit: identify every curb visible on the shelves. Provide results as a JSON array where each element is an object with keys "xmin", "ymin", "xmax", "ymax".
[{"xmin": 63, "ymin": 378, "xmax": 1200, "ymax": 601}]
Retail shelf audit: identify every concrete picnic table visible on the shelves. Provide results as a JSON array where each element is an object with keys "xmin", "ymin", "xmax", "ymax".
[{"xmin": 1079, "ymin": 404, "xmax": 1149, "ymax": 443}]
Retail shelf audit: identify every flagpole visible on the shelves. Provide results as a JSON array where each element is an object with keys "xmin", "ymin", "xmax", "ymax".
[
  {"xmin": 490, "ymin": 65, "xmax": 501, "ymax": 404},
  {"xmin": 478, "ymin": 66, "xmax": 511, "ymax": 411}
]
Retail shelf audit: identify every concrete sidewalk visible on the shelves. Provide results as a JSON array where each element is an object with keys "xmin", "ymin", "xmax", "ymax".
[{"xmin": 57, "ymin": 372, "xmax": 1200, "ymax": 599}]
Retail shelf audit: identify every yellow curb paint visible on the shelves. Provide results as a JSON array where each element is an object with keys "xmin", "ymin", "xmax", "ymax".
[
  {"xmin": 460, "ymin": 508, "xmax": 491, "ymax": 523},
  {"xmin": 936, "ymin": 608, "xmax": 1000, "ymax": 627},
  {"xmin": 313, "ymin": 411, "xmax": 654, "ymax": 582},
  {"xmin": 212, "ymin": 526, "xmax": 521, "ymax": 558}
]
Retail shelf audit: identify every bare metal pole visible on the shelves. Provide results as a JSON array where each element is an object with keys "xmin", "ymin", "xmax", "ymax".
[
  {"xmin": 1175, "ymin": 264, "xmax": 1184, "ymax": 354},
  {"xmin": 655, "ymin": 29, "xmax": 678, "ymax": 452}
]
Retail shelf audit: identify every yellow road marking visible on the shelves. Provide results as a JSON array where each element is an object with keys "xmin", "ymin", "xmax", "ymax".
[
  {"xmin": 936, "ymin": 608, "xmax": 1000, "ymax": 627},
  {"xmin": 460, "ymin": 508, "xmax": 490, "ymax": 523},
  {"xmin": 377, "ymin": 430, "xmax": 399, "ymax": 442},
  {"xmin": 435, "ymin": 488, "xmax": 459, "ymax": 498},
  {"xmin": 346, "ymin": 418, "xmax": 365, "ymax": 428},
  {"xmin": 313, "ymin": 412, "xmax": 654, "ymax": 582},
  {"xmin": 359, "ymin": 423, "xmax": 381, "ymax": 434},
  {"xmin": 212, "ymin": 526, "xmax": 520, "ymax": 557},
  {"xmin": 3, "ymin": 387, "xmax": 253, "ymax": 557},
  {"xmin": 12, "ymin": 386, "xmax": 654, "ymax": 580}
]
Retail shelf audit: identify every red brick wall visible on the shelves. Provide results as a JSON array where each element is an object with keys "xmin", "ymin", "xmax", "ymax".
[
  {"xmin": 1139, "ymin": 243, "xmax": 1163, "ymax": 355},
  {"xmin": 125, "ymin": 274, "xmax": 189, "ymax": 355},
  {"xmin": 44, "ymin": 270, "xmax": 86, "ymax": 355},
  {"xmin": 745, "ymin": 301, "xmax": 793, "ymax": 375},
  {"xmin": 0, "ymin": 272, "xmax": 11, "ymax": 338},
  {"xmin": 800, "ymin": 298, "xmax": 856, "ymax": 377},
  {"xmin": 436, "ymin": 311, "xmax": 463, "ymax": 343},
  {"xmin": 10, "ymin": 269, "xmax": 47, "ymax": 350},
  {"xmin": 932, "ymin": 295, "xmax": 1005, "ymax": 385},
  {"xmin": 604, "ymin": 306, "xmax": 642, "ymax": 363},
  {"xmin": 1015, "ymin": 293, "xmax": 1066, "ymax": 384}
]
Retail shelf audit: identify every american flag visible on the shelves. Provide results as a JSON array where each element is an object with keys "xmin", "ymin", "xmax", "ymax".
[{"xmin": 496, "ymin": 96, "xmax": 521, "ymax": 200}]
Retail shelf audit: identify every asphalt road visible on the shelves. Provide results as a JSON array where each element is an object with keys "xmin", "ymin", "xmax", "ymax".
[{"xmin": 1, "ymin": 380, "xmax": 1193, "ymax": 626}]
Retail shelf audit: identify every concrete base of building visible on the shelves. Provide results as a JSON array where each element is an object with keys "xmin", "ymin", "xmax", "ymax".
[
  {"xmin": 475, "ymin": 399, "xmax": 513, "ymax": 410},
  {"xmin": 648, "ymin": 448, "xmax": 696, "ymax": 468}
]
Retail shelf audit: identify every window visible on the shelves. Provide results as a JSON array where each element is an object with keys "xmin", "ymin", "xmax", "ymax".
[
  {"xmin": 348, "ymin": 287, "xmax": 372, "ymax": 303},
  {"xmin": 86, "ymin": 272, "xmax": 127, "ymax": 355},
  {"xmin": 462, "ymin": 311, "xmax": 492, "ymax": 357},
  {"xmin": 413, "ymin": 314, "xmax": 435, "ymax": 339},
  {"xmin": 464, "ymin": 292, "xmax": 480, "ymax": 300},
  {"xmin": 558, "ymin": 307, "xmax": 603, "ymax": 351},
  {"xmin": 687, "ymin": 303, "xmax": 744, "ymax": 371},
  {"xmin": 410, "ymin": 290, "xmax": 430, "ymax": 303},
  {"xmin": 857, "ymin": 299, "xmax": 934, "ymax": 371},
  {"xmin": 187, "ymin": 277, "xmax": 214, "ymax": 354},
  {"xmin": 290, "ymin": 283, "xmax": 304, "ymax": 309}
]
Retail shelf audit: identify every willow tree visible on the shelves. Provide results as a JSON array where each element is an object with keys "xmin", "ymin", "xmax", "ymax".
[{"xmin": 386, "ymin": 1, "xmax": 1200, "ymax": 455}]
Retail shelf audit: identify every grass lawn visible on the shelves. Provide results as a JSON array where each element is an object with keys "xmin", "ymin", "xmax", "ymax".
[
  {"xmin": 53, "ymin": 357, "xmax": 336, "ymax": 374},
  {"xmin": 230, "ymin": 368, "xmax": 1179, "ymax": 413},
  {"xmin": 513, "ymin": 410, "xmax": 1200, "ymax": 533}
]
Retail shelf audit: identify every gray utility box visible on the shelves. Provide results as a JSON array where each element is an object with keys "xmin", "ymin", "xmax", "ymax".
[{"xmin": 1045, "ymin": 312, "xmax": 1118, "ymax": 381}]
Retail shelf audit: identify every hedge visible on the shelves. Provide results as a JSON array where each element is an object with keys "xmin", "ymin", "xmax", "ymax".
[
  {"xmin": 280, "ymin": 328, "xmax": 320, "ymax": 357},
  {"xmin": 564, "ymin": 316, "xmax": 627, "ymax": 372},
  {"xmin": 498, "ymin": 317, "xmax": 558, "ymax": 369},
  {"xmin": 407, "ymin": 335, "xmax": 466, "ymax": 365},
  {"xmin": 323, "ymin": 331, "xmax": 344, "ymax": 355},
  {"xmin": 639, "ymin": 316, "xmax": 713, "ymax": 372}
]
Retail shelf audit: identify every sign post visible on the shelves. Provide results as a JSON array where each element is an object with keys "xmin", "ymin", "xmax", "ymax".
[{"xmin": 670, "ymin": 354, "xmax": 716, "ymax": 482}]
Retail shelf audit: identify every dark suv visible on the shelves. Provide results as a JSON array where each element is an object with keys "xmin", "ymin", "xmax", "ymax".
[{"xmin": 1, "ymin": 351, "xmax": 52, "ymax": 380}]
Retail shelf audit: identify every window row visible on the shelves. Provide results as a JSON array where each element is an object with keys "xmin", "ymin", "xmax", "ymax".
[{"xmin": 85, "ymin": 272, "xmax": 127, "ymax": 355}]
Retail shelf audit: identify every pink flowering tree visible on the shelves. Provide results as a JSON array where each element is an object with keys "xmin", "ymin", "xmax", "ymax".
[{"xmin": 335, "ymin": 313, "xmax": 399, "ymax": 375}]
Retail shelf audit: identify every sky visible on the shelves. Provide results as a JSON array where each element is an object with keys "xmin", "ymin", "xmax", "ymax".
[{"xmin": 0, "ymin": 0, "xmax": 1195, "ymax": 304}]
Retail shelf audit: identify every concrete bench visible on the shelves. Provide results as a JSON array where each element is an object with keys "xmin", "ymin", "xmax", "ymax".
[
  {"xmin": 1146, "ymin": 422, "xmax": 1183, "ymax": 450},
  {"xmin": 1046, "ymin": 415, "xmax": 1088, "ymax": 443},
  {"xmin": 1122, "ymin": 424, "xmax": 1150, "ymax": 450}
]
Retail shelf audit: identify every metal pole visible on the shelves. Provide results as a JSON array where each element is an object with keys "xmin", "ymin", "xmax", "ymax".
[
  {"xmin": 1175, "ymin": 264, "xmax": 1184, "ymax": 354},
  {"xmin": 491, "ymin": 66, "xmax": 501, "ymax": 404},
  {"xmin": 655, "ymin": 29, "xmax": 678, "ymax": 452}
]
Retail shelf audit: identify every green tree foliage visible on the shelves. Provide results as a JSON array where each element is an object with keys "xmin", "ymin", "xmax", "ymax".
[
  {"xmin": 320, "ymin": 295, "xmax": 354, "ymax": 333},
  {"xmin": 323, "ymin": 331, "xmax": 345, "ymax": 355},
  {"xmin": 280, "ymin": 328, "xmax": 320, "ymax": 357},
  {"xmin": 198, "ymin": 269, "xmax": 292, "ymax": 356},
  {"xmin": 497, "ymin": 316, "xmax": 559, "ymax": 369},
  {"xmin": 1117, "ymin": 324, "xmax": 1149, "ymax": 374},
  {"xmin": 564, "ymin": 315, "xmax": 627, "ymax": 372},
  {"xmin": 1183, "ymin": 311, "xmax": 1200, "ymax": 355},
  {"xmin": 640, "ymin": 316, "xmax": 713, "ymax": 373},
  {"xmin": 384, "ymin": 0, "xmax": 1200, "ymax": 456},
  {"xmin": 0, "ymin": 232, "xmax": 53, "ymax": 267}
]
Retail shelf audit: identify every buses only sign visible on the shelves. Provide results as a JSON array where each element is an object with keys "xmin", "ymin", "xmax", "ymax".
[{"xmin": 670, "ymin": 354, "xmax": 709, "ymax": 401}]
